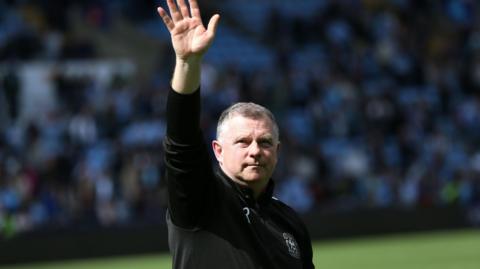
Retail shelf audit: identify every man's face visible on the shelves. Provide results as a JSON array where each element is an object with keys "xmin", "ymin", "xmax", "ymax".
[{"xmin": 212, "ymin": 115, "xmax": 279, "ymax": 189}]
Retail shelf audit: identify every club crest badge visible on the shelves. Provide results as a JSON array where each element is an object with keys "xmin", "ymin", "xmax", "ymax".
[{"xmin": 283, "ymin": 232, "xmax": 300, "ymax": 259}]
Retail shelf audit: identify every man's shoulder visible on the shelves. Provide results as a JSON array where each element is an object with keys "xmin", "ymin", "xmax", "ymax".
[{"xmin": 270, "ymin": 196, "xmax": 303, "ymax": 219}]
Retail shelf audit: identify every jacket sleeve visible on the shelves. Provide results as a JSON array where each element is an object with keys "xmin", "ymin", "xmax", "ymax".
[
  {"xmin": 302, "ymin": 225, "xmax": 315, "ymax": 269},
  {"xmin": 163, "ymin": 87, "xmax": 215, "ymax": 229}
]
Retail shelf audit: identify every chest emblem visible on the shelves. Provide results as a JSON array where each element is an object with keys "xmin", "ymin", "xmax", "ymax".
[{"xmin": 283, "ymin": 232, "xmax": 301, "ymax": 259}]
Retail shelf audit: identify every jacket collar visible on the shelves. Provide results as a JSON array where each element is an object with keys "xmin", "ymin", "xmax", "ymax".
[{"xmin": 216, "ymin": 168, "xmax": 275, "ymax": 206}]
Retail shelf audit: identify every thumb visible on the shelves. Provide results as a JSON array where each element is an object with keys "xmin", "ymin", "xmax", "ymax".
[{"xmin": 206, "ymin": 14, "xmax": 220, "ymax": 38}]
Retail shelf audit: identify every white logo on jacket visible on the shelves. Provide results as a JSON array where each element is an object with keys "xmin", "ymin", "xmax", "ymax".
[
  {"xmin": 243, "ymin": 207, "xmax": 251, "ymax": 224},
  {"xmin": 283, "ymin": 232, "xmax": 301, "ymax": 259}
]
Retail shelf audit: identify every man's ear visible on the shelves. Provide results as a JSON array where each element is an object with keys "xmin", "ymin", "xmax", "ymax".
[{"xmin": 212, "ymin": 140, "xmax": 223, "ymax": 163}]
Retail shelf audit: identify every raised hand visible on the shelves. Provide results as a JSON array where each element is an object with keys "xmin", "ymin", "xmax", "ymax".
[{"xmin": 157, "ymin": 0, "xmax": 220, "ymax": 61}]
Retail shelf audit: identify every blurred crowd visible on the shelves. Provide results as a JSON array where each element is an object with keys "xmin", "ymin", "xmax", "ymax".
[{"xmin": 2, "ymin": 0, "xmax": 480, "ymax": 236}]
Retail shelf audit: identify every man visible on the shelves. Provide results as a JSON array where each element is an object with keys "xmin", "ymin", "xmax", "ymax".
[{"xmin": 157, "ymin": 0, "xmax": 315, "ymax": 268}]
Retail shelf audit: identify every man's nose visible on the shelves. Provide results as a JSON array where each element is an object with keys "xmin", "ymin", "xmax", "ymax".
[{"xmin": 248, "ymin": 142, "xmax": 261, "ymax": 156}]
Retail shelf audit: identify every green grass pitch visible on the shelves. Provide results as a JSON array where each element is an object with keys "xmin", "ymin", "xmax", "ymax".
[{"xmin": 3, "ymin": 229, "xmax": 480, "ymax": 269}]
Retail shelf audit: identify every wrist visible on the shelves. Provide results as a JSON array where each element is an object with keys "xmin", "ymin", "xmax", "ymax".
[
  {"xmin": 172, "ymin": 56, "xmax": 202, "ymax": 94},
  {"xmin": 175, "ymin": 55, "xmax": 203, "ymax": 66}
]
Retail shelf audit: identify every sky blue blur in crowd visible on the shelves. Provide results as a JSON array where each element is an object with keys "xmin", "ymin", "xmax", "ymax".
[{"xmin": 1, "ymin": 0, "xmax": 480, "ymax": 236}]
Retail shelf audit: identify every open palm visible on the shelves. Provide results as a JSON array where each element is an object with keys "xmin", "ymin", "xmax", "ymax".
[{"xmin": 158, "ymin": 0, "xmax": 220, "ymax": 60}]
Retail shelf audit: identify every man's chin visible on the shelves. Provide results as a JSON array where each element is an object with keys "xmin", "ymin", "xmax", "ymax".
[{"xmin": 241, "ymin": 172, "xmax": 266, "ymax": 182}]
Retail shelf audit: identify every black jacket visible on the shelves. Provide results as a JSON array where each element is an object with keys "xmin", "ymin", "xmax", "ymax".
[{"xmin": 163, "ymin": 88, "xmax": 315, "ymax": 269}]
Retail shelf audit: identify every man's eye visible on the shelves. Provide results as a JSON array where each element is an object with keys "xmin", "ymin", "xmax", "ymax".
[
  {"xmin": 236, "ymin": 140, "xmax": 249, "ymax": 146},
  {"xmin": 259, "ymin": 141, "xmax": 273, "ymax": 147}
]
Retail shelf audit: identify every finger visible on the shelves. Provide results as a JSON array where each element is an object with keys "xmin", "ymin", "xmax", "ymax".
[
  {"xmin": 157, "ymin": 7, "xmax": 175, "ymax": 31},
  {"xmin": 189, "ymin": 0, "xmax": 201, "ymax": 19},
  {"xmin": 177, "ymin": 0, "xmax": 191, "ymax": 18},
  {"xmin": 206, "ymin": 14, "xmax": 220, "ymax": 38},
  {"xmin": 166, "ymin": 0, "xmax": 183, "ymax": 22}
]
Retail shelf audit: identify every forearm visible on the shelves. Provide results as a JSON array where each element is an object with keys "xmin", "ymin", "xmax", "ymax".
[
  {"xmin": 166, "ymin": 87, "xmax": 201, "ymax": 143},
  {"xmin": 167, "ymin": 54, "xmax": 203, "ymax": 141},
  {"xmin": 171, "ymin": 56, "xmax": 202, "ymax": 94}
]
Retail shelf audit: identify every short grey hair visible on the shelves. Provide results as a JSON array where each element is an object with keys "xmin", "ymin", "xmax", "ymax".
[{"xmin": 216, "ymin": 102, "xmax": 279, "ymax": 141}]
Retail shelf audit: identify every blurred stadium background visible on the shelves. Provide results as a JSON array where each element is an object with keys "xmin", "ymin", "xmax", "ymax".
[{"xmin": 1, "ymin": 0, "xmax": 480, "ymax": 267}]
